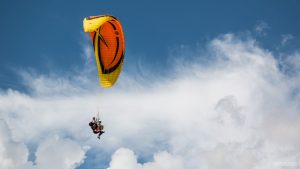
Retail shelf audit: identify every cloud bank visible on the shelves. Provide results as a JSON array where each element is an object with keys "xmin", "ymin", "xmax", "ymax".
[{"xmin": 0, "ymin": 33, "xmax": 300, "ymax": 169}]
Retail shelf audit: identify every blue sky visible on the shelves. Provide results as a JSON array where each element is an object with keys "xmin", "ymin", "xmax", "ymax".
[
  {"xmin": 1, "ymin": 0, "xmax": 299, "ymax": 89},
  {"xmin": 0, "ymin": 1, "xmax": 300, "ymax": 169}
]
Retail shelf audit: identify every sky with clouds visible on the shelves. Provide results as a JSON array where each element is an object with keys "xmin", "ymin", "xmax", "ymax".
[{"xmin": 0, "ymin": 0, "xmax": 300, "ymax": 169}]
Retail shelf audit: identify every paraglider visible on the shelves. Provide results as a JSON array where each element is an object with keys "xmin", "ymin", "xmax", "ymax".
[
  {"xmin": 83, "ymin": 15, "xmax": 125, "ymax": 140},
  {"xmin": 83, "ymin": 15, "xmax": 125, "ymax": 88},
  {"xmin": 89, "ymin": 116, "xmax": 105, "ymax": 139}
]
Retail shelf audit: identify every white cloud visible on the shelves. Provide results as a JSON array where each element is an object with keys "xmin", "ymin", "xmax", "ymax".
[
  {"xmin": 0, "ymin": 120, "xmax": 87, "ymax": 169},
  {"xmin": 0, "ymin": 120, "xmax": 32, "ymax": 169},
  {"xmin": 254, "ymin": 21, "xmax": 270, "ymax": 36},
  {"xmin": 0, "ymin": 33, "xmax": 300, "ymax": 169},
  {"xmin": 34, "ymin": 136, "xmax": 87, "ymax": 169},
  {"xmin": 108, "ymin": 148, "xmax": 184, "ymax": 169},
  {"xmin": 281, "ymin": 34, "xmax": 294, "ymax": 46}
]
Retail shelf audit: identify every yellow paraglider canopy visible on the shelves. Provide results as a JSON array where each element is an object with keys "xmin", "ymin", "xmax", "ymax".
[{"xmin": 83, "ymin": 15, "xmax": 125, "ymax": 88}]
